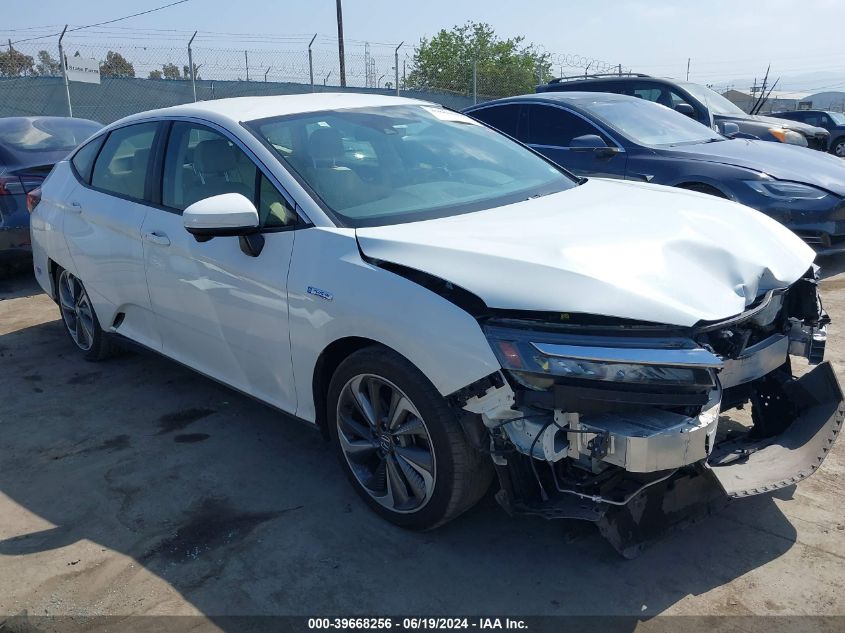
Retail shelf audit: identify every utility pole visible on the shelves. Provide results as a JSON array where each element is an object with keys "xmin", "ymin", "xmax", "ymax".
[
  {"xmin": 472, "ymin": 58, "xmax": 477, "ymax": 105},
  {"xmin": 308, "ymin": 33, "xmax": 317, "ymax": 91},
  {"xmin": 336, "ymin": 0, "xmax": 346, "ymax": 87},
  {"xmin": 58, "ymin": 25, "xmax": 72, "ymax": 117},
  {"xmin": 686, "ymin": 58, "xmax": 690, "ymax": 81},
  {"xmin": 394, "ymin": 41, "xmax": 403, "ymax": 96},
  {"xmin": 188, "ymin": 31, "xmax": 197, "ymax": 102}
]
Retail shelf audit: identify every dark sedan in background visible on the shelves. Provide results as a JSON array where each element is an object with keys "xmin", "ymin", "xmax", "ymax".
[
  {"xmin": 466, "ymin": 92, "xmax": 845, "ymax": 254},
  {"xmin": 0, "ymin": 116, "xmax": 101, "ymax": 270},
  {"xmin": 770, "ymin": 110, "xmax": 845, "ymax": 157},
  {"xmin": 536, "ymin": 74, "xmax": 830, "ymax": 152}
]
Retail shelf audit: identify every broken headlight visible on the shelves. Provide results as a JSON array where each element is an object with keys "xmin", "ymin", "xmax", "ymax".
[{"xmin": 485, "ymin": 325, "xmax": 720, "ymax": 391}]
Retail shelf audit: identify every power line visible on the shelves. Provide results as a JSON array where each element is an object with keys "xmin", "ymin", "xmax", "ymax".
[{"xmin": 9, "ymin": 0, "xmax": 192, "ymax": 44}]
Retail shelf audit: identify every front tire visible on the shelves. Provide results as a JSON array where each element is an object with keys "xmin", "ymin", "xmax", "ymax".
[
  {"xmin": 831, "ymin": 137, "xmax": 845, "ymax": 158},
  {"xmin": 327, "ymin": 346, "xmax": 493, "ymax": 530},
  {"xmin": 56, "ymin": 268, "xmax": 117, "ymax": 361}
]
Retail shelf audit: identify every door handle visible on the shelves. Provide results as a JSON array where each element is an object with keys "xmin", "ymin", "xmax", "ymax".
[
  {"xmin": 69, "ymin": 201, "xmax": 82, "ymax": 214},
  {"xmin": 143, "ymin": 231, "xmax": 171, "ymax": 246}
]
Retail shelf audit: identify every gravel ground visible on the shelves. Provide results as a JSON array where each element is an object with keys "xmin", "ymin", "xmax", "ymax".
[{"xmin": 1, "ymin": 257, "xmax": 844, "ymax": 624}]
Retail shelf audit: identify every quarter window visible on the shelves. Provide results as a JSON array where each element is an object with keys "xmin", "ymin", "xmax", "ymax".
[
  {"xmin": 71, "ymin": 136, "xmax": 104, "ymax": 184},
  {"xmin": 91, "ymin": 123, "xmax": 158, "ymax": 201}
]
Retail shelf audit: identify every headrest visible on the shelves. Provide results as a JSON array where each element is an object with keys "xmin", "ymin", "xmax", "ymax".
[
  {"xmin": 194, "ymin": 139, "xmax": 238, "ymax": 173},
  {"xmin": 308, "ymin": 127, "xmax": 344, "ymax": 163}
]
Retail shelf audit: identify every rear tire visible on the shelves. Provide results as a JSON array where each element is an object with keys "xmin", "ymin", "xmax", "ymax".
[
  {"xmin": 55, "ymin": 267, "xmax": 117, "ymax": 361},
  {"xmin": 327, "ymin": 345, "xmax": 493, "ymax": 530}
]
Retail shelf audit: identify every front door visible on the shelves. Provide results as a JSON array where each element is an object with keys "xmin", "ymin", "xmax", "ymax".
[{"xmin": 141, "ymin": 121, "xmax": 301, "ymax": 413}]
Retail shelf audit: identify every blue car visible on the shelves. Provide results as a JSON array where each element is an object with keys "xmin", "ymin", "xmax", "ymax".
[
  {"xmin": 0, "ymin": 116, "xmax": 102, "ymax": 269},
  {"xmin": 465, "ymin": 92, "xmax": 845, "ymax": 255}
]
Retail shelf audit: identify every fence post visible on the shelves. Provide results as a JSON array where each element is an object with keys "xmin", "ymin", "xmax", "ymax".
[
  {"xmin": 244, "ymin": 50, "xmax": 249, "ymax": 81},
  {"xmin": 394, "ymin": 41, "xmax": 403, "ymax": 96},
  {"xmin": 308, "ymin": 33, "xmax": 317, "ymax": 92},
  {"xmin": 472, "ymin": 58, "xmax": 477, "ymax": 105},
  {"xmin": 265, "ymin": 66, "xmax": 270, "ymax": 82},
  {"xmin": 188, "ymin": 31, "xmax": 197, "ymax": 102},
  {"xmin": 58, "ymin": 25, "xmax": 73, "ymax": 117}
]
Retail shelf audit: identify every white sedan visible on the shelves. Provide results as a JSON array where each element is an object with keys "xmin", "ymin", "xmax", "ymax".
[{"xmin": 29, "ymin": 94, "xmax": 842, "ymax": 551}]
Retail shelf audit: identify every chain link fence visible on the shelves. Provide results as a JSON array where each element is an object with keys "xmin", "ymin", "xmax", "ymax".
[{"xmin": 1, "ymin": 36, "xmax": 628, "ymax": 123}]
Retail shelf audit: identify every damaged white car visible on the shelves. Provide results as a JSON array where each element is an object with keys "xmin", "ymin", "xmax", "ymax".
[{"xmin": 30, "ymin": 95, "xmax": 842, "ymax": 554}]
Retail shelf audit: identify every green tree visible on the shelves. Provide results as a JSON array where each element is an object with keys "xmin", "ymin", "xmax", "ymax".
[
  {"xmin": 148, "ymin": 69, "xmax": 163, "ymax": 80},
  {"xmin": 406, "ymin": 22, "xmax": 550, "ymax": 98},
  {"xmin": 35, "ymin": 50, "xmax": 61, "ymax": 76},
  {"xmin": 161, "ymin": 62, "xmax": 181, "ymax": 80},
  {"xmin": 182, "ymin": 63, "xmax": 200, "ymax": 80},
  {"xmin": 100, "ymin": 51, "xmax": 135, "ymax": 78},
  {"xmin": 0, "ymin": 48, "xmax": 35, "ymax": 77}
]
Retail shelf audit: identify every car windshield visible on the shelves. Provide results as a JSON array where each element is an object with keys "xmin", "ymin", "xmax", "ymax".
[
  {"xmin": 0, "ymin": 118, "xmax": 101, "ymax": 152},
  {"xmin": 678, "ymin": 82, "xmax": 747, "ymax": 116},
  {"xmin": 249, "ymin": 104, "xmax": 575, "ymax": 227},
  {"xmin": 587, "ymin": 98, "xmax": 724, "ymax": 147},
  {"xmin": 828, "ymin": 111, "xmax": 845, "ymax": 125}
]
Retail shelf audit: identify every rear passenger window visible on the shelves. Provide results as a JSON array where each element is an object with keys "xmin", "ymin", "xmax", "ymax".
[
  {"xmin": 91, "ymin": 123, "xmax": 158, "ymax": 201},
  {"xmin": 71, "ymin": 136, "xmax": 104, "ymax": 184},
  {"xmin": 471, "ymin": 104, "xmax": 522, "ymax": 138}
]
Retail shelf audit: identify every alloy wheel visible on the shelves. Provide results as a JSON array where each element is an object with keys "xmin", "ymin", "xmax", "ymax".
[
  {"xmin": 336, "ymin": 374, "xmax": 436, "ymax": 513},
  {"xmin": 835, "ymin": 141, "xmax": 845, "ymax": 158},
  {"xmin": 58, "ymin": 270, "xmax": 95, "ymax": 352}
]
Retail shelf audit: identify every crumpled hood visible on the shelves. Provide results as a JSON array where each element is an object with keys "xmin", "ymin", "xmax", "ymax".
[
  {"xmin": 356, "ymin": 179, "xmax": 815, "ymax": 327},
  {"xmin": 665, "ymin": 138, "xmax": 845, "ymax": 196}
]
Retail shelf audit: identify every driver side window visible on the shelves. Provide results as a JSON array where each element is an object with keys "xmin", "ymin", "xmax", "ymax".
[
  {"xmin": 162, "ymin": 122, "xmax": 298, "ymax": 228},
  {"xmin": 525, "ymin": 105, "xmax": 609, "ymax": 147}
]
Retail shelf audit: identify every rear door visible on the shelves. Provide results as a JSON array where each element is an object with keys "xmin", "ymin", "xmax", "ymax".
[
  {"xmin": 63, "ymin": 121, "xmax": 163, "ymax": 350},
  {"xmin": 140, "ymin": 120, "xmax": 301, "ymax": 413},
  {"xmin": 523, "ymin": 104, "xmax": 627, "ymax": 178}
]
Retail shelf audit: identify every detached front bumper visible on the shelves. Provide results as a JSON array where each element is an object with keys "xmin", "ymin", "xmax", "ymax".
[{"xmin": 708, "ymin": 361, "xmax": 844, "ymax": 497}]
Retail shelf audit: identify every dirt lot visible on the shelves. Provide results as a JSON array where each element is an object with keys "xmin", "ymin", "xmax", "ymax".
[{"xmin": 1, "ymin": 257, "xmax": 845, "ymax": 625}]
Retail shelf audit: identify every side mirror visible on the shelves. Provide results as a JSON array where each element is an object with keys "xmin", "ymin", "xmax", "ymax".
[
  {"xmin": 183, "ymin": 193, "xmax": 264, "ymax": 257},
  {"xmin": 719, "ymin": 122, "xmax": 741, "ymax": 137},
  {"xmin": 570, "ymin": 134, "xmax": 608, "ymax": 149},
  {"xmin": 569, "ymin": 134, "xmax": 620, "ymax": 158},
  {"xmin": 675, "ymin": 103, "xmax": 696, "ymax": 118}
]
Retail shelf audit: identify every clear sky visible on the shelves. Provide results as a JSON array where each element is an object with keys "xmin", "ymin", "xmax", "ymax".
[{"xmin": 4, "ymin": 0, "xmax": 844, "ymax": 93}]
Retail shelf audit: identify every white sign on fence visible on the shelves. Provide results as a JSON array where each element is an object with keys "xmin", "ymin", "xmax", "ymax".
[{"xmin": 65, "ymin": 55, "xmax": 101, "ymax": 84}]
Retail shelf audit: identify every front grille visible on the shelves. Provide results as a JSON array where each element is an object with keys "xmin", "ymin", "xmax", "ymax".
[{"xmin": 808, "ymin": 135, "xmax": 829, "ymax": 151}]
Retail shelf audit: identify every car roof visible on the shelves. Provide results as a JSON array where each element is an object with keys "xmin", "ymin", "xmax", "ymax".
[
  {"xmin": 471, "ymin": 91, "xmax": 640, "ymax": 108},
  {"xmin": 114, "ymin": 93, "xmax": 436, "ymax": 128},
  {"xmin": 543, "ymin": 75, "xmax": 684, "ymax": 87},
  {"xmin": 0, "ymin": 115, "xmax": 101, "ymax": 126}
]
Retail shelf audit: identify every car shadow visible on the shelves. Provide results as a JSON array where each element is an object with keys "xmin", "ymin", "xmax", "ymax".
[
  {"xmin": 0, "ymin": 269, "xmax": 41, "ymax": 302},
  {"xmin": 0, "ymin": 317, "xmax": 800, "ymax": 628}
]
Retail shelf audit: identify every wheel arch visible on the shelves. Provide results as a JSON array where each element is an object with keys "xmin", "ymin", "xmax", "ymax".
[
  {"xmin": 312, "ymin": 336, "xmax": 385, "ymax": 438},
  {"xmin": 675, "ymin": 180, "xmax": 732, "ymax": 200}
]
